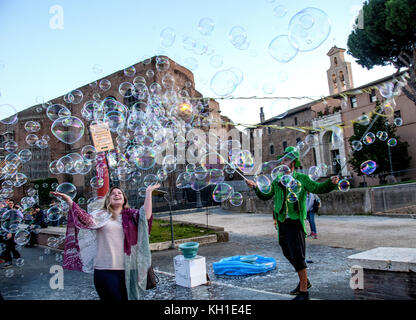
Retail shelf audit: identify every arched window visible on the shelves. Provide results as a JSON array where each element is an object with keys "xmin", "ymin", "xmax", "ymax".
[
  {"xmin": 334, "ymin": 57, "xmax": 338, "ymax": 66},
  {"xmin": 270, "ymin": 145, "xmax": 275, "ymax": 155},
  {"xmin": 332, "ymin": 74, "xmax": 337, "ymax": 89}
]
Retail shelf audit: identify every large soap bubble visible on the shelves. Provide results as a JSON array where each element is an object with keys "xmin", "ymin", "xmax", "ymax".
[
  {"xmin": 51, "ymin": 116, "xmax": 85, "ymax": 144},
  {"xmin": 56, "ymin": 182, "xmax": 77, "ymax": 200},
  {"xmin": 0, "ymin": 104, "xmax": 18, "ymax": 125},
  {"xmin": 360, "ymin": 160, "xmax": 377, "ymax": 175},
  {"xmin": 288, "ymin": 7, "xmax": 331, "ymax": 52},
  {"xmin": 46, "ymin": 104, "xmax": 71, "ymax": 121},
  {"xmin": 268, "ymin": 34, "xmax": 298, "ymax": 63},
  {"xmin": 212, "ymin": 183, "xmax": 233, "ymax": 202},
  {"xmin": 210, "ymin": 68, "xmax": 242, "ymax": 96}
]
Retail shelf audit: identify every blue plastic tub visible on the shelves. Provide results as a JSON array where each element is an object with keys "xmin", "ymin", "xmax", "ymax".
[{"xmin": 213, "ymin": 255, "xmax": 276, "ymax": 276}]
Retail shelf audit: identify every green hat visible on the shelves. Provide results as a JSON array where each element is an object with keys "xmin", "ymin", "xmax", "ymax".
[{"xmin": 277, "ymin": 146, "xmax": 301, "ymax": 168}]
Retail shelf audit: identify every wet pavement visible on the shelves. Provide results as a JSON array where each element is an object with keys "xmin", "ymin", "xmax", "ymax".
[
  {"xmin": 4, "ymin": 208, "xmax": 412, "ymax": 300},
  {"xmin": 1, "ymin": 231, "xmax": 358, "ymax": 300}
]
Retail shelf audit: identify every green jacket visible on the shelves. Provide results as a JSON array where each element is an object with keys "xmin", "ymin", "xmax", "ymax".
[{"xmin": 254, "ymin": 171, "xmax": 336, "ymax": 236}]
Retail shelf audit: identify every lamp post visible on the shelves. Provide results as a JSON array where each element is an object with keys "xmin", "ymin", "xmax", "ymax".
[
  {"xmin": 385, "ymin": 121, "xmax": 394, "ymax": 177},
  {"xmin": 195, "ymin": 190, "xmax": 203, "ymax": 208},
  {"xmin": 163, "ymin": 192, "xmax": 176, "ymax": 249}
]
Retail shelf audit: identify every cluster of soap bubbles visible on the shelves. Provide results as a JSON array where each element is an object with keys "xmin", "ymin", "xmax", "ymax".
[{"xmin": 349, "ymin": 79, "xmax": 406, "ymax": 178}]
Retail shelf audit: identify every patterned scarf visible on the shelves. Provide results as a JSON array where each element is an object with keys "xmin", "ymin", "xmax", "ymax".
[{"xmin": 62, "ymin": 202, "xmax": 152, "ymax": 299}]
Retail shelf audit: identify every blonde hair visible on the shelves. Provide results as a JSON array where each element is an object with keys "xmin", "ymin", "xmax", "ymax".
[{"xmin": 103, "ymin": 187, "xmax": 130, "ymax": 219}]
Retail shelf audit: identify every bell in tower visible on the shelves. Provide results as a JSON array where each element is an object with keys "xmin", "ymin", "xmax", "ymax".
[{"xmin": 326, "ymin": 46, "xmax": 354, "ymax": 95}]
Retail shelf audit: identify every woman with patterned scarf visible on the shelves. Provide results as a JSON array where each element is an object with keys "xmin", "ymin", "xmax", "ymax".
[{"xmin": 51, "ymin": 183, "xmax": 160, "ymax": 300}]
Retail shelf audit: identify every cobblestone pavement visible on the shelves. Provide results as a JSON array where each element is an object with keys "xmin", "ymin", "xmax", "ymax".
[{"xmin": 3, "ymin": 210, "xmax": 414, "ymax": 300}]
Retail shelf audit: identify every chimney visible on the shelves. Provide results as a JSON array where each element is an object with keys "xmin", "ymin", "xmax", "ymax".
[{"xmin": 260, "ymin": 107, "xmax": 265, "ymax": 122}]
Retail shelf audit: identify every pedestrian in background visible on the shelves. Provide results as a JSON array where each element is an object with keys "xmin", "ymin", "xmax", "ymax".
[{"xmin": 306, "ymin": 192, "xmax": 320, "ymax": 239}]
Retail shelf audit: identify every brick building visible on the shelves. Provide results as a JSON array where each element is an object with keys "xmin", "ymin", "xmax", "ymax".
[
  {"xmin": 0, "ymin": 56, "xmax": 235, "ymax": 207},
  {"xmin": 251, "ymin": 46, "xmax": 416, "ymax": 187}
]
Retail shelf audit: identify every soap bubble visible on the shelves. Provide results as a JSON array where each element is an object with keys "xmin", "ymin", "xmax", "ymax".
[
  {"xmin": 51, "ymin": 116, "xmax": 85, "ymax": 145},
  {"xmin": 287, "ymin": 192, "xmax": 298, "ymax": 203},
  {"xmin": 262, "ymin": 82, "xmax": 275, "ymax": 95},
  {"xmin": 18, "ymin": 149, "xmax": 32, "ymax": 163},
  {"xmin": 363, "ymin": 132, "xmax": 375, "ymax": 145},
  {"xmin": 271, "ymin": 164, "xmax": 290, "ymax": 181},
  {"xmin": 210, "ymin": 54, "xmax": 223, "ymax": 68},
  {"xmin": 288, "ymin": 7, "xmax": 331, "ymax": 52},
  {"xmin": 55, "ymin": 182, "xmax": 77, "ymax": 199},
  {"xmin": 356, "ymin": 114, "xmax": 370, "ymax": 126},
  {"xmin": 305, "ymin": 134, "xmax": 316, "ymax": 146},
  {"xmin": 268, "ymin": 34, "xmax": 298, "ymax": 63},
  {"xmin": 376, "ymin": 131, "xmax": 388, "ymax": 141},
  {"xmin": 255, "ymin": 175, "xmax": 272, "ymax": 193},
  {"xmin": 351, "ymin": 140, "xmax": 363, "ymax": 151},
  {"xmin": 5, "ymin": 141, "xmax": 18, "ymax": 153},
  {"xmin": 134, "ymin": 147, "xmax": 156, "ymax": 170},
  {"xmin": 198, "ymin": 18, "xmax": 214, "ymax": 36},
  {"xmin": 393, "ymin": 118, "xmax": 403, "ymax": 126},
  {"xmin": 360, "ymin": 160, "xmax": 377, "ymax": 175},
  {"xmin": 212, "ymin": 183, "xmax": 233, "ymax": 202},
  {"xmin": 274, "ymin": 5, "xmax": 287, "ymax": 18},
  {"xmin": 123, "ymin": 66, "xmax": 136, "ymax": 77},
  {"xmin": 338, "ymin": 179, "xmax": 350, "ymax": 192},
  {"xmin": 296, "ymin": 141, "xmax": 310, "ymax": 158},
  {"xmin": 194, "ymin": 165, "xmax": 208, "ymax": 180},
  {"xmin": 15, "ymin": 257, "xmax": 25, "ymax": 267},
  {"xmin": 176, "ymin": 172, "xmax": 192, "ymax": 189},
  {"xmin": 231, "ymin": 150, "xmax": 254, "ymax": 174},
  {"xmin": 66, "ymin": 89, "xmax": 83, "ymax": 104},
  {"xmin": 280, "ymin": 174, "xmax": 294, "ymax": 187},
  {"xmin": 90, "ymin": 177, "xmax": 104, "ymax": 189},
  {"xmin": 143, "ymin": 174, "xmax": 159, "ymax": 187},
  {"xmin": 46, "ymin": 206, "xmax": 62, "ymax": 222},
  {"xmin": 377, "ymin": 82, "xmax": 394, "ymax": 99},
  {"xmin": 0, "ymin": 104, "xmax": 18, "ymax": 125},
  {"xmin": 288, "ymin": 179, "xmax": 302, "ymax": 194},
  {"xmin": 157, "ymin": 168, "xmax": 168, "ymax": 181},
  {"xmin": 99, "ymin": 79, "xmax": 111, "ymax": 91},
  {"xmin": 81, "ymin": 145, "xmax": 97, "ymax": 162},
  {"xmin": 160, "ymin": 27, "xmax": 176, "ymax": 47},
  {"xmin": 5, "ymin": 268, "xmax": 14, "ymax": 278},
  {"xmin": 229, "ymin": 26, "xmax": 248, "ymax": 49},
  {"xmin": 46, "ymin": 104, "xmax": 71, "ymax": 121},
  {"xmin": 24, "ymin": 121, "xmax": 41, "ymax": 133},
  {"xmin": 14, "ymin": 230, "xmax": 30, "ymax": 246},
  {"xmin": 229, "ymin": 192, "xmax": 243, "ymax": 206},
  {"xmin": 209, "ymin": 169, "xmax": 224, "ymax": 184},
  {"xmin": 308, "ymin": 166, "xmax": 321, "ymax": 181},
  {"xmin": 387, "ymin": 138, "xmax": 397, "ymax": 147},
  {"xmin": 155, "ymin": 56, "xmax": 170, "ymax": 72},
  {"xmin": 210, "ymin": 68, "xmax": 242, "ymax": 96},
  {"xmin": 1, "ymin": 209, "xmax": 23, "ymax": 233}
]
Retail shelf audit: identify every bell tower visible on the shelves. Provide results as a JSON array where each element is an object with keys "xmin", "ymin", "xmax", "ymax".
[{"xmin": 326, "ymin": 46, "xmax": 354, "ymax": 95}]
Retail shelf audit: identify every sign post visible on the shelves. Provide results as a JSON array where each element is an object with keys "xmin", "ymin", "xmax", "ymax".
[{"xmin": 89, "ymin": 123, "xmax": 114, "ymax": 197}]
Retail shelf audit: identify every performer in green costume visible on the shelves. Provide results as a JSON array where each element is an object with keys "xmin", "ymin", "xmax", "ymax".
[{"xmin": 245, "ymin": 146, "xmax": 340, "ymax": 300}]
